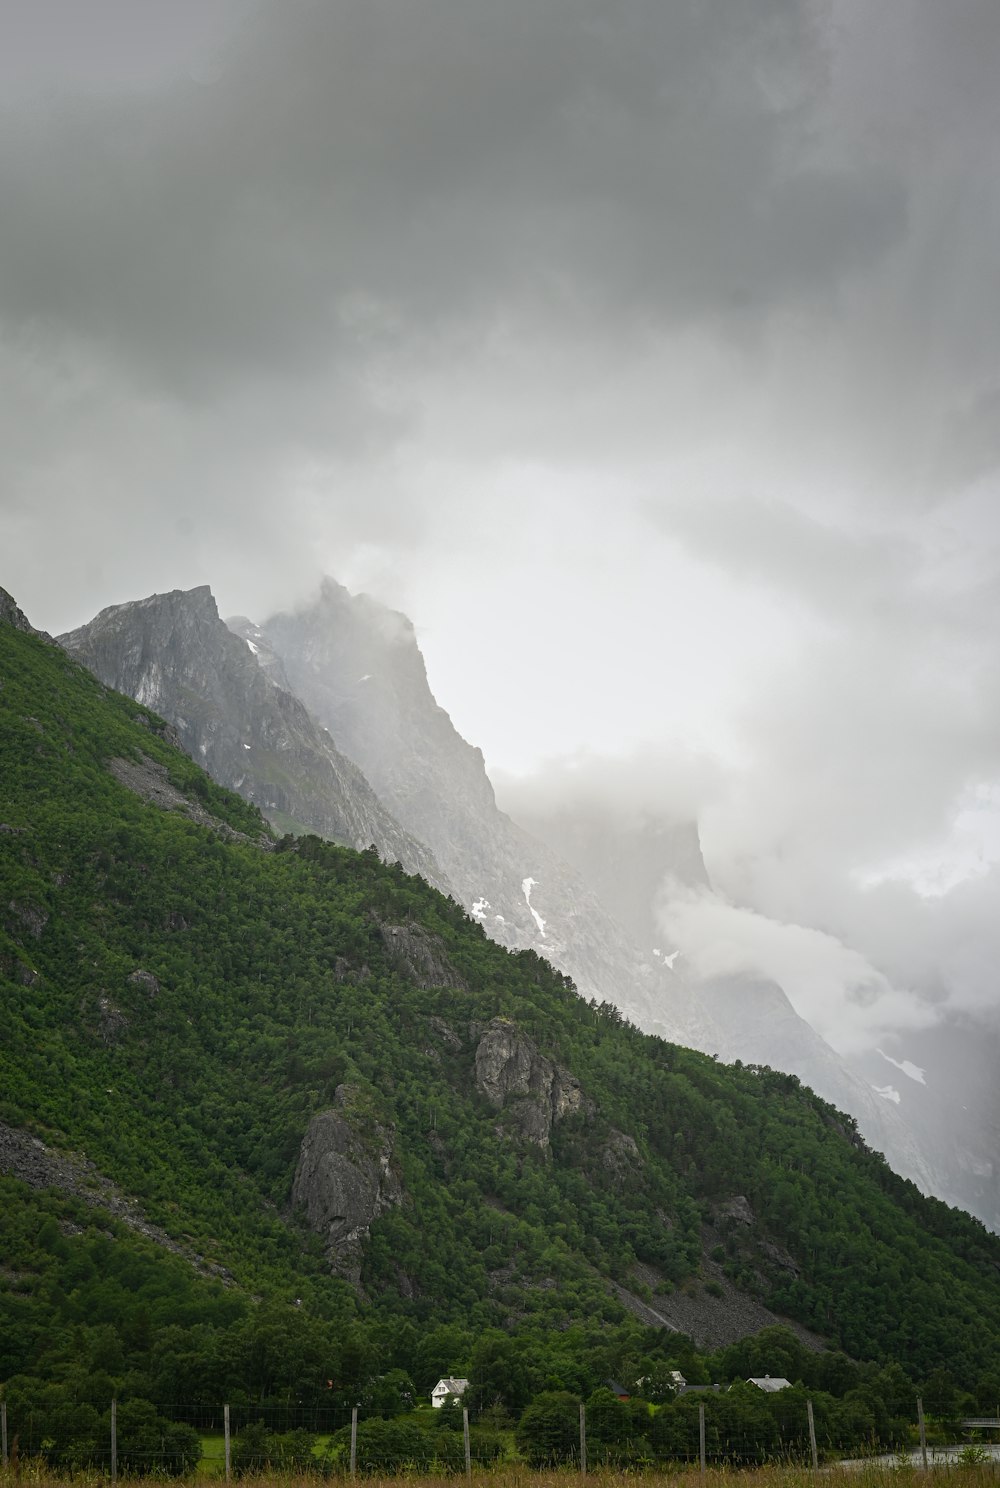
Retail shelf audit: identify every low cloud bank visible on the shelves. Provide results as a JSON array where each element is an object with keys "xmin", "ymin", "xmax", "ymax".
[{"xmin": 655, "ymin": 880, "xmax": 938, "ymax": 1056}]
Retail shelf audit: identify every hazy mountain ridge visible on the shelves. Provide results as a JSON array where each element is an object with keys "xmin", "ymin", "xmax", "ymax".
[{"xmin": 58, "ymin": 586, "xmax": 447, "ymax": 890}]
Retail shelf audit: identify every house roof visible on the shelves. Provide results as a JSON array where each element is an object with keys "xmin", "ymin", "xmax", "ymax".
[
  {"xmin": 433, "ymin": 1377, "xmax": 469, "ymax": 1393},
  {"xmin": 747, "ymin": 1376, "xmax": 792, "ymax": 1392}
]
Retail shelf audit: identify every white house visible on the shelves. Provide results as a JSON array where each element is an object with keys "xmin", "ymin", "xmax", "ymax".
[
  {"xmin": 746, "ymin": 1376, "xmax": 792, "ymax": 1393},
  {"xmin": 432, "ymin": 1377, "xmax": 470, "ymax": 1408}
]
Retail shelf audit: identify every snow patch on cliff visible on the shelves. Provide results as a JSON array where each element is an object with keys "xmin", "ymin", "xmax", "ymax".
[
  {"xmin": 877, "ymin": 1050, "xmax": 926, "ymax": 1085},
  {"xmin": 522, "ymin": 878, "xmax": 546, "ymax": 937}
]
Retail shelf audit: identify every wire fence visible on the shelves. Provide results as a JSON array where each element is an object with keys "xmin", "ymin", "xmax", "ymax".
[{"xmin": 1, "ymin": 1396, "xmax": 997, "ymax": 1479}]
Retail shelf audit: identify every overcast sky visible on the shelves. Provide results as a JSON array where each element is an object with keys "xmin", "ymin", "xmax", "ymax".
[{"xmin": 2, "ymin": 0, "xmax": 999, "ymax": 1055}]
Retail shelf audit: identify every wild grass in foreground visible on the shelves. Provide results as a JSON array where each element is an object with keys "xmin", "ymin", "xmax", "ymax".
[{"xmin": 1, "ymin": 1464, "xmax": 998, "ymax": 1488}]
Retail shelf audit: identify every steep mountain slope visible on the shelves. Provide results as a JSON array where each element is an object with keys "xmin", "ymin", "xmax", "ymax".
[
  {"xmin": 58, "ymin": 587, "xmax": 446, "ymax": 889},
  {"xmin": 853, "ymin": 1019, "xmax": 1000, "ymax": 1229},
  {"xmin": 56, "ymin": 578, "xmax": 991, "ymax": 1226},
  {"xmin": 254, "ymin": 581, "xmax": 946, "ymax": 1206},
  {"xmin": 4, "ymin": 600, "xmax": 1000, "ymax": 1399}
]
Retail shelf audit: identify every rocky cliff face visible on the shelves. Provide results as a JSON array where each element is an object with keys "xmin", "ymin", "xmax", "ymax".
[
  {"xmin": 291, "ymin": 1086, "xmax": 402, "ymax": 1278},
  {"xmin": 473, "ymin": 1016, "xmax": 590, "ymax": 1149},
  {"xmin": 511, "ymin": 803, "xmax": 710, "ymax": 955},
  {"xmin": 377, "ymin": 922, "xmax": 467, "ymax": 989},
  {"xmin": 255, "ymin": 579, "xmax": 721, "ymax": 1050},
  {"xmin": 58, "ymin": 588, "xmax": 446, "ymax": 888},
  {"xmin": 853, "ymin": 1020, "xmax": 1000, "ymax": 1227}
]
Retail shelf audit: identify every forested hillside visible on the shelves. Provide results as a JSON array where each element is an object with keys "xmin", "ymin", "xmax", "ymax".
[{"xmin": 3, "ymin": 607, "xmax": 1000, "ymax": 1461}]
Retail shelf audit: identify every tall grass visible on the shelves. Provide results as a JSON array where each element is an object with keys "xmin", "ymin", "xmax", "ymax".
[{"xmin": 1, "ymin": 1465, "xmax": 998, "ymax": 1488}]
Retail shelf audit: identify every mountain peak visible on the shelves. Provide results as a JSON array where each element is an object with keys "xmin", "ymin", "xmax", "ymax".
[
  {"xmin": 0, "ymin": 586, "xmax": 45, "ymax": 637},
  {"xmin": 59, "ymin": 587, "xmax": 448, "ymax": 889}
]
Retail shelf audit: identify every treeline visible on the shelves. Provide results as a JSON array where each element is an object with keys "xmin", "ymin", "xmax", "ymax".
[{"xmin": 4, "ymin": 1313, "xmax": 994, "ymax": 1476}]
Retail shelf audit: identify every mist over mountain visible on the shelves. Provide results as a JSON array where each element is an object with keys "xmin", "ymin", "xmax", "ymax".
[
  {"xmin": 500, "ymin": 755, "xmax": 1000, "ymax": 1231},
  {"xmin": 53, "ymin": 573, "xmax": 997, "ymax": 1229},
  {"xmin": 253, "ymin": 578, "xmax": 718, "ymax": 1049}
]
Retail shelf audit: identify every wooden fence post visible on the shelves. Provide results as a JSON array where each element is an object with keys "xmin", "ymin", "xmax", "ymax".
[
  {"xmin": 917, "ymin": 1398, "xmax": 928, "ymax": 1469},
  {"xmin": 350, "ymin": 1405, "xmax": 358, "ymax": 1477},
  {"xmin": 579, "ymin": 1400, "xmax": 587, "ymax": 1476},
  {"xmin": 463, "ymin": 1406, "xmax": 472, "ymax": 1481},
  {"xmin": 1, "ymin": 1400, "xmax": 7, "ymax": 1466},
  {"xmin": 699, "ymin": 1401, "xmax": 706, "ymax": 1476},
  {"xmin": 807, "ymin": 1399, "xmax": 819, "ymax": 1470},
  {"xmin": 224, "ymin": 1404, "xmax": 231, "ymax": 1482},
  {"xmin": 110, "ymin": 1398, "xmax": 118, "ymax": 1485}
]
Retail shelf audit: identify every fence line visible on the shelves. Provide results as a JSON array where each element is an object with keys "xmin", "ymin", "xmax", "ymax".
[{"xmin": 0, "ymin": 1394, "xmax": 993, "ymax": 1478}]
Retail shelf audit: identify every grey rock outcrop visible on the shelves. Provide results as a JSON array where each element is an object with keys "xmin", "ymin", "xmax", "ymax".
[
  {"xmin": 600, "ymin": 1129, "xmax": 642, "ymax": 1185},
  {"xmin": 108, "ymin": 753, "xmax": 267, "ymax": 845},
  {"xmin": 377, "ymin": 923, "xmax": 466, "ymax": 989},
  {"xmin": 126, "ymin": 969, "xmax": 160, "ymax": 997},
  {"xmin": 474, "ymin": 1017, "xmax": 589, "ymax": 1149},
  {"xmin": 291, "ymin": 1086, "xmax": 402, "ymax": 1277},
  {"xmin": 59, "ymin": 587, "xmax": 447, "ymax": 889}
]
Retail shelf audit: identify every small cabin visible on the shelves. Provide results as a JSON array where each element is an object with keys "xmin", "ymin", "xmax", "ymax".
[{"xmin": 432, "ymin": 1376, "xmax": 470, "ymax": 1408}]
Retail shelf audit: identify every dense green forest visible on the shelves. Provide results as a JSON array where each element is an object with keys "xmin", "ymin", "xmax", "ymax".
[{"xmin": 2, "ymin": 613, "xmax": 1000, "ymax": 1470}]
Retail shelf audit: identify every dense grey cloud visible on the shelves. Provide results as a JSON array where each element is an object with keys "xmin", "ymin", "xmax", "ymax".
[
  {"xmin": 0, "ymin": 0, "xmax": 904, "ymax": 395},
  {"xmin": 1, "ymin": 1, "xmax": 1000, "ymax": 1062}
]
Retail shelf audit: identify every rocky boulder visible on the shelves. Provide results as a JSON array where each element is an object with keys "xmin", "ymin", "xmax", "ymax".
[
  {"xmin": 600, "ymin": 1128, "xmax": 642, "ymax": 1185},
  {"xmin": 291, "ymin": 1086, "xmax": 402, "ymax": 1278},
  {"xmin": 473, "ymin": 1017, "xmax": 589, "ymax": 1150},
  {"xmin": 377, "ymin": 923, "xmax": 466, "ymax": 989}
]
